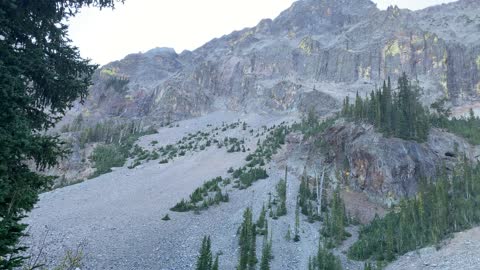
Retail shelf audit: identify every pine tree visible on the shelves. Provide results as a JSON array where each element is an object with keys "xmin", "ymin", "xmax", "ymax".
[
  {"xmin": 238, "ymin": 208, "xmax": 257, "ymax": 270},
  {"xmin": 196, "ymin": 236, "xmax": 213, "ymax": 270},
  {"xmin": 294, "ymin": 198, "xmax": 301, "ymax": 242},
  {"xmin": 257, "ymin": 204, "xmax": 267, "ymax": 231},
  {"xmin": 0, "ymin": 1, "xmax": 122, "ymax": 267},
  {"xmin": 312, "ymin": 239, "xmax": 343, "ymax": 270},
  {"xmin": 299, "ymin": 175, "xmax": 313, "ymax": 216},
  {"xmin": 212, "ymin": 255, "xmax": 219, "ymax": 270},
  {"xmin": 285, "ymin": 225, "xmax": 292, "ymax": 241},
  {"xmin": 276, "ymin": 179, "xmax": 287, "ymax": 216},
  {"xmin": 332, "ymin": 190, "xmax": 346, "ymax": 244},
  {"xmin": 260, "ymin": 229, "xmax": 271, "ymax": 270},
  {"xmin": 248, "ymin": 225, "xmax": 258, "ymax": 269}
]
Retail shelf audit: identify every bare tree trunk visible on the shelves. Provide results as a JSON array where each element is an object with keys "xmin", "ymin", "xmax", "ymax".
[
  {"xmin": 315, "ymin": 168, "xmax": 319, "ymax": 216},
  {"xmin": 285, "ymin": 165, "xmax": 288, "ymax": 201}
]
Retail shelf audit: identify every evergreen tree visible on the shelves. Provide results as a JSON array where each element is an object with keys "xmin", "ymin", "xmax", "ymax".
[
  {"xmin": 196, "ymin": 236, "xmax": 213, "ymax": 270},
  {"xmin": 321, "ymin": 188, "xmax": 349, "ymax": 247},
  {"xmin": 257, "ymin": 204, "xmax": 267, "ymax": 231},
  {"xmin": 259, "ymin": 227, "xmax": 272, "ymax": 270},
  {"xmin": 248, "ymin": 225, "xmax": 258, "ymax": 269},
  {"xmin": 294, "ymin": 197, "xmax": 301, "ymax": 242},
  {"xmin": 238, "ymin": 208, "xmax": 257, "ymax": 270},
  {"xmin": 212, "ymin": 255, "xmax": 219, "ymax": 270},
  {"xmin": 276, "ymin": 179, "xmax": 287, "ymax": 216},
  {"xmin": 299, "ymin": 175, "xmax": 314, "ymax": 217},
  {"xmin": 310, "ymin": 239, "xmax": 343, "ymax": 270},
  {"xmin": 0, "ymin": 0, "xmax": 122, "ymax": 268},
  {"xmin": 285, "ymin": 225, "xmax": 292, "ymax": 241}
]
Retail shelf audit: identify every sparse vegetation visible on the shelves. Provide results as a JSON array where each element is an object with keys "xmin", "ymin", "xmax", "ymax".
[
  {"xmin": 171, "ymin": 177, "xmax": 230, "ymax": 212},
  {"xmin": 129, "ymin": 121, "xmax": 250, "ymax": 168},
  {"xmin": 52, "ymin": 245, "xmax": 85, "ymax": 270}
]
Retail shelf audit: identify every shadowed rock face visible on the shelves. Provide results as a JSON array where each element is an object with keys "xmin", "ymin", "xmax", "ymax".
[
  {"xmin": 80, "ymin": 0, "xmax": 480, "ymax": 123},
  {"xmin": 322, "ymin": 120, "xmax": 480, "ymax": 206}
]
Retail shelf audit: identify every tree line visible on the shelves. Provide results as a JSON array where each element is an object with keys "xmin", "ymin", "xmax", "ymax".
[
  {"xmin": 341, "ymin": 73, "xmax": 430, "ymax": 142},
  {"xmin": 341, "ymin": 73, "xmax": 480, "ymax": 145}
]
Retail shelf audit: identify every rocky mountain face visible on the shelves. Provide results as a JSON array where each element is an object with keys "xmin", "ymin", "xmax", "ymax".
[
  {"xmin": 55, "ymin": 0, "xmax": 480, "ymax": 192},
  {"xmin": 77, "ymin": 0, "xmax": 480, "ymax": 125},
  {"xmin": 321, "ymin": 120, "xmax": 480, "ymax": 206}
]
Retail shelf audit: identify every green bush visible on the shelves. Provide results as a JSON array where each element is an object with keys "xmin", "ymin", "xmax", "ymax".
[{"xmin": 90, "ymin": 144, "xmax": 126, "ymax": 177}]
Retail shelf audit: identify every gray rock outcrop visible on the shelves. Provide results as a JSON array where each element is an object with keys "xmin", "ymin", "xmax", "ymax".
[{"xmin": 322, "ymin": 120, "xmax": 480, "ymax": 206}]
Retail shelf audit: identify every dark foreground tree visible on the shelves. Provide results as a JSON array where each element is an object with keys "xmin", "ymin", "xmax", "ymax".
[{"xmin": 0, "ymin": 1, "xmax": 122, "ymax": 268}]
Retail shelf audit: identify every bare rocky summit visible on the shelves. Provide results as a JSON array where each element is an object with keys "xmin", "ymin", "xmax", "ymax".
[{"xmin": 76, "ymin": 0, "xmax": 480, "ymax": 124}]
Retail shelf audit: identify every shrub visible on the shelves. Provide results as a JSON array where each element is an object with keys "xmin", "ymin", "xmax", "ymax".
[{"xmin": 90, "ymin": 144, "xmax": 126, "ymax": 177}]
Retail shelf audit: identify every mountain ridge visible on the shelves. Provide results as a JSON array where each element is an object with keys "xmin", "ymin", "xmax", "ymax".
[{"xmin": 71, "ymin": 0, "xmax": 479, "ymax": 127}]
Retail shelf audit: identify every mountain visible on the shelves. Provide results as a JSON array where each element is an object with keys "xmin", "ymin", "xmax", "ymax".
[
  {"xmin": 75, "ymin": 0, "xmax": 480, "ymax": 125},
  {"xmin": 26, "ymin": 1, "xmax": 480, "ymax": 269}
]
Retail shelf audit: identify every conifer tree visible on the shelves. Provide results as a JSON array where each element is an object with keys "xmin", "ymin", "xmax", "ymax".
[
  {"xmin": 212, "ymin": 255, "xmax": 219, "ymax": 270},
  {"xmin": 285, "ymin": 225, "xmax": 292, "ymax": 241},
  {"xmin": 257, "ymin": 204, "xmax": 267, "ymax": 230},
  {"xmin": 311, "ymin": 238, "xmax": 343, "ymax": 270},
  {"xmin": 238, "ymin": 208, "xmax": 257, "ymax": 270},
  {"xmin": 260, "ymin": 227, "xmax": 272, "ymax": 270},
  {"xmin": 0, "ymin": 1, "xmax": 123, "ymax": 267},
  {"xmin": 294, "ymin": 198, "xmax": 301, "ymax": 242},
  {"xmin": 196, "ymin": 236, "xmax": 213, "ymax": 270},
  {"xmin": 276, "ymin": 179, "xmax": 287, "ymax": 216},
  {"xmin": 248, "ymin": 225, "xmax": 258, "ymax": 269}
]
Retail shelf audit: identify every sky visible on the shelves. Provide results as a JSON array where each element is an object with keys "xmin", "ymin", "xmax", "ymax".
[{"xmin": 68, "ymin": 0, "xmax": 458, "ymax": 66}]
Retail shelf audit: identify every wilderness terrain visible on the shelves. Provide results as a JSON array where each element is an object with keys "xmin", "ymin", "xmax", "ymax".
[{"xmin": 24, "ymin": 0, "xmax": 480, "ymax": 269}]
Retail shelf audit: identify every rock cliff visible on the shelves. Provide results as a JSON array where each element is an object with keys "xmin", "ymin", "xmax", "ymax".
[
  {"xmin": 74, "ymin": 0, "xmax": 480, "ymax": 124},
  {"xmin": 322, "ymin": 120, "xmax": 480, "ymax": 206}
]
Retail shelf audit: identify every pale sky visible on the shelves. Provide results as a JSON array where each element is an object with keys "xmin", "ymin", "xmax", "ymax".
[{"xmin": 68, "ymin": 0, "xmax": 458, "ymax": 66}]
